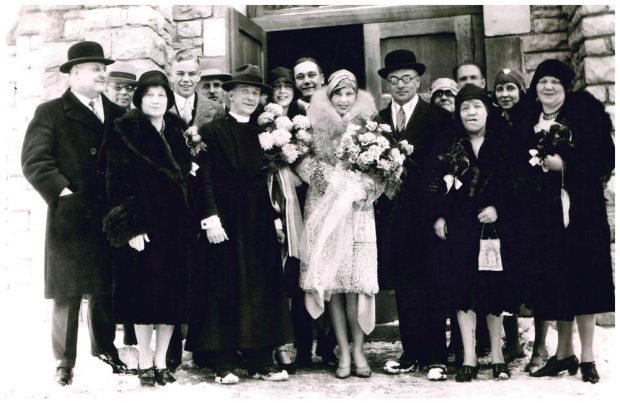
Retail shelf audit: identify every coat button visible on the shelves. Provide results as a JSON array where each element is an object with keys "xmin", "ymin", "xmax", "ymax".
[{"xmin": 89, "ymin": 147, "xmax": 97, "ymax": 155}]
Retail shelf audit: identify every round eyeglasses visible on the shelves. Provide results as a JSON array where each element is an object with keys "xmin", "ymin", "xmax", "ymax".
[
  {"xmin": 387, "ymin": 74, "xmax": 418, "ymax": 86},
  {"xmin": 111, "ymin": 83, "xmax": 137, "ymax": 92}
]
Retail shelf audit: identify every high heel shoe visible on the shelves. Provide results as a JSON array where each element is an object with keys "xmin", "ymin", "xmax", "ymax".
[
  {"xmin": 274, "ymin": 349, "xmax": 297, "ymax": 375},
  {"xmin": 353, "ymin": 364, "xmax": 372, "ymax": 378},
  {"xmin": 335, "ymin": 364, "xmax": 351, "ymax": 379},
  {"xmin": 530, "ymin": 355, "xmax": 579, "ymax": 377},
  {"xmin": 455, "ymin": 365, "xmax": 479, "ymax": 382},
  {"xmin": 491, "ymin": 363, "xmax": 510, "ymax": 380},
  {"xmin": 580, "ymin": 362, "xmax": 600, "ymax": 384}
]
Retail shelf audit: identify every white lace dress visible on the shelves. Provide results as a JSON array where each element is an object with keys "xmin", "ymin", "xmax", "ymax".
[{"xmin": 294, "ymin": 89, "xmax": 382, "ymax": 333}]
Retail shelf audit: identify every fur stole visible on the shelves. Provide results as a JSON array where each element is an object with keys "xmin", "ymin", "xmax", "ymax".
[{"xmin": 307, "ymin": 88, "xmax": 377, "ymax": 162}]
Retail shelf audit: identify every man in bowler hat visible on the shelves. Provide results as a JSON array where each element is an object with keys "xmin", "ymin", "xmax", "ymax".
[
  {"xmin": 21, "ymin": 41, "xmax": 128, "ymax": 385},
  {"xmin": 374, "ymin": 49, "xmax": 452, "ymax": 380}
]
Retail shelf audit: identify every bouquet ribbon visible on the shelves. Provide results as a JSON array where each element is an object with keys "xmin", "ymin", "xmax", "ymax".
[
  {"xmin": 529, "ymin": 149, "xmax": 549, "ymax": 172},
  {"xmin": 443, "ymin": 174, "xmax": 463, "ymax": 193},
  {"xmin": 268, "ymin": 166, "xmax": 305, "ymax": 263}
]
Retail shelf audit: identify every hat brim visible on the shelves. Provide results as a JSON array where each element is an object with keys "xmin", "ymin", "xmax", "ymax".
[
  {"xmin": 200, "ymin": 74, "xmax": 232, "ymax": 82},
  {"xmin": 106, "ymin": 77, "xmax": 138, "ymax": 84},
  {"xmin": 222, "ymin": 80, "xmax": 271, "ymax": 93},
  {"xmin": 132, "ymin": 80, "xmax": 176, "ymax": 111},
  {"xmin": 60, "ymin": 57, "xmax": 115, "ymax": 74},
  {"xmin": 378, "ymin": 63, "xmax": 426, "ymax": 79}
]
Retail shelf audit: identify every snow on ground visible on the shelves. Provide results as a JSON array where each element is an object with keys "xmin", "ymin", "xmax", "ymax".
[{"xmin": 0, "ymin": 283, "xmax": 616, "ymax": 402}]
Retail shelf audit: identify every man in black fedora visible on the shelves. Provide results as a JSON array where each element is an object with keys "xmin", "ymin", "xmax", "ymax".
[
  {"xmin": 21, "ymin": 41, "xmax": 128, "ymax": 386},
  {"xmin": 186, "ymin": 64, "xmax": 292, "ymax": 384},
  {"xmin": 374, "ymin": 49, "xmax": 452, "ymax": 380}
]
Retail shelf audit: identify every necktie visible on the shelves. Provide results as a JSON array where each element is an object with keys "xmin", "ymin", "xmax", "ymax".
[
  {"xmin": 396, "ymin": 106, "xmax": 406, "ymax": 132},
  {"xmin": 88, "ymin": 100, "xmax": 103, "ymax": 123},
  {"xmin": 181, "ymin": 99, "xmax": 193, "ymax": 124}
]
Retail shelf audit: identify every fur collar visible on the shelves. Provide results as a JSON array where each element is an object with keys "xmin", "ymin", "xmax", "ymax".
[
  {"xmin": 113, "ymin": 109, "xmax": 192, "ymax": 185},
  {"xmin": 307, "ymin": 88, "xmax": 377, "ymax": 161}
]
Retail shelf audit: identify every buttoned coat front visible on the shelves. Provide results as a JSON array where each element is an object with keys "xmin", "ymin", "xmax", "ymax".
[{"xmin": 21, "ymin": 89, "xmax": 125, "ymax": 298}]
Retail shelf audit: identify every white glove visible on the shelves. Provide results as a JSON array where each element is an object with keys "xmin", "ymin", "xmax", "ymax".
[{"xmin": 128, "ymin": 233, "xmax": 150, "ymax": 251}]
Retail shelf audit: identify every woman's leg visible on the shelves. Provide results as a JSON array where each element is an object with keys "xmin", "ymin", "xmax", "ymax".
[
  {"xmin": 532, "ymin": 317, "xmax": 549, "ymax": 357},
  {"xmin": 134, "ymin": 324, "xmax": 154, "ymax": 369},
  {"xmin": 345, "ymin": 293, "xmax": 367, "ymax": 369},
  {"xmin": 456, "ymin": 310, "xmax": 477, "ymax": 367},
  {"xmin": 555, "ymin": 320, "xmax": 576, "ymax": 359},
  {"xmin": 153, "ymin": 324, "xmax": 174, "ymax": 369},
  {"xmin": 328, "ymin": 293, "xmax": 350, "ymax": 368},
  {"xmin": 575, "ymin": 314, "xmax": 596, "ymax": 363},
  {"xmin": 486, "ymin": 314, "xmax": 505, "ymax": 364}
]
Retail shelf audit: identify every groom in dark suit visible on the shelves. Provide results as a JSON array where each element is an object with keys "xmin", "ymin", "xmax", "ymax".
[
  {"xmin": 374, "ymin": 49, "xmax": 452, "ymax": 380},
  {"xmin": 21, "ymin": 41, "xmax": 128, "ymax": 385}
]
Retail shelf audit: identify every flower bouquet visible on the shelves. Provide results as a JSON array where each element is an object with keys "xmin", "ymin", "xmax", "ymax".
[
  {"xmin": 528, "ymin": 122, "xmax": 574, "ymax": 172},
  {"xmin": 334, "ymin": 120, "xmax": 414, "ymax": 199},
  {"xmin": 183, "ymin": 126, "xmax": 207, "ymax": 176},
  {"xmin": 436, "ymin": 137, "xmax": 470, "ymax": 193},
  {"xmin": 257, "ymin": 103, "xmax": 313, "ymax": 170}
]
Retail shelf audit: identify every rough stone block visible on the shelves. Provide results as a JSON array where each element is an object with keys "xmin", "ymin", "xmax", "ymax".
[
  {"xmin": 562, "ymin": 5, "xmax": 578, "ymax": 18},
  {"xmin": 111, "ymin": 28, "xmax": 167, "ymax": 67},
  {"xmin": 41, "ymin": 72, "xmax": 69, "ymax": 101},
  {"xmin": 41, "ymin": 13, "xmax": 63, "ymax": 41},
  {"xmin": 584, "ymin": 56, "xmax": 615, "ymax": 84},
  {"xmin": 124, "ymin": 58, "xmax": 164, "ymax": 75},
  {"xmin": 580, "ymin": 5, "xmax": 611, "ymax": 15},
  {"xmin": 172, "ymin": 5, "xmax": 213, "ymax": 21},
  {"xmin": 63, "ymin": 19, "xmax": 85, "ymax": 40},
  {"xmin": 172, "ymin": 38, "xmax": 203, "ymax": 50},
  {"xmin": 82, "ymin": 7, "xmax": 124, "ymax": 30},
  {"xmin": 584, "ymin": 38, "xmax": 610, "ymax": 55},
  {"xmin": 533, "ymin": 18, "xmax": 568, "ymax": 33},
  {"xmin": 15, "ymin": 12, "xmax": 46, "ymax": 36},
  {"xmin": 532, "ymin": 6, "xmax": 563, "ymax": 18},
  {"xmin": 604, "ymin": 106, "xmax": 615, "ymax": 129},
  {"xmin": 155, "ymin": 5, "xmax": 174, "ymax": 22},
  {"xmin": 585, "ymin": 85, "xmax": 607, "ymax": 103},
  {"xmin": 607, "ymin": 84, "xmax": 615, "ymax": 103},
  {"xmin": 581, "ymin": 15, "xmax": 615, "ymax": 38},
  {"xmin": 126, "ymin": 5, "xmax": 169, "ymax": 37},
  {"xmin": 522, "ymin": 33, "xmax": 568, "ymax": 52},
  {"xmin": 483, "ymin": 5, "xmax": 531, "ymax": 36},
  {"xmin": 177, "ymin": 20, "xmax": 202, "ymax": 38},
  {"xmin": 524, "ymin": 51, "xmax": 569, "ymax": 71}
]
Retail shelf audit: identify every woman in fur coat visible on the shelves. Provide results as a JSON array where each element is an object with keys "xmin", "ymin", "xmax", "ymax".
[
  {"xmin": 296, "ymin": 70, "xmax": 381, "ymax": 379},
  {"xmin": 102, "ymin": 71, "xmax": 194, "ymax": 387},
  {"xmin": 515, "ymin": 60, "xmax": 615, "ymax": 384}
]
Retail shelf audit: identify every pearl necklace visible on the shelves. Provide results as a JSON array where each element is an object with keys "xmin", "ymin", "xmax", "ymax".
[{"xmin": 542, "ymin": 109, "xmax": 561, "ymax": 121}]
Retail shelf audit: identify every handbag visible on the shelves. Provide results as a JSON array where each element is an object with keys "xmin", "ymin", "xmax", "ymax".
[{"xmin": 478, "ymin": 224, "xmax": 503, "ymax": 272}]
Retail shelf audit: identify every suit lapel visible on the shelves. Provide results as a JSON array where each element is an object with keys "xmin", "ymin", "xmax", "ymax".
[
  {"xmin": 214, "ymin": 115, "xmax": 240, "ymax": 171},
  {"xmin": 63, "ymin": 89, "xmax": 104, "ymax": 132}
]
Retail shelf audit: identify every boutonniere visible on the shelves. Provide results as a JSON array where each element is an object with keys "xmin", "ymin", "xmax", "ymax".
[{"xmin": 183, "ymin": 126, "xmax": 207, "ymax": 158}]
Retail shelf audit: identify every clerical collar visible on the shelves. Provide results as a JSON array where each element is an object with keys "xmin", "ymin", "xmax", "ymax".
[{"xmin": 229, "ymin": 111, "xmax": 250, "ymax": 123}]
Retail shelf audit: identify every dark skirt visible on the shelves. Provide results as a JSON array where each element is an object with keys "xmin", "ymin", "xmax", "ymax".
[{"xmin": 113, "ymin": 230, "xmax": 189, "ymax": 324}]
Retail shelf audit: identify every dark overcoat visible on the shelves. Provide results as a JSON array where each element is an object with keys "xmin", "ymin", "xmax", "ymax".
[
  {"xmin": 102, "ymin": 110, "xmax": 193, "ymax": 324},
  {"xmin": 514, "ymin": 91, "xmax": 615, "ymax": 319},
  {"xmin": 374, "ymin": 100, "xmax": 451, "ymax": 289},
  {"xmin": 21, "ymin": 89, "xmax": 125, "ymax": 299},
  {"xmin": 427, "ymin": 128, "xmax": 518, "ymax": 315},
  {"xmin": 186, "ymin": 114, "xmax": 292, "ymax": 351}
]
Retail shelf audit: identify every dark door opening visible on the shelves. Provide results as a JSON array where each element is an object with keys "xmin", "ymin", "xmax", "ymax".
[{"xmin": 267, "ymin": 24, "xmax": 365, "ymax": 89}]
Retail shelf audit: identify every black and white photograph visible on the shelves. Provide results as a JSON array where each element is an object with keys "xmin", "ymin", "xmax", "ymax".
[{"xmin": 1, "ymin": 2, "xmax": 615, "ymax": 400}]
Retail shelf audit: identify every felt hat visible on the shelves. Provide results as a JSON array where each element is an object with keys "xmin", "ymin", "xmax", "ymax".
[
  {"xmin": 528, "ymin": 59, "xmax": 575, "ymax": 97},
  {"xmin": 430, "ymin": 78, "xmax": 459, "ymax": 98},
  {"xmin": 493, "ymin": 68, "xmax": 526, "ymax": 92},
  {"xmin": 455, "ymin": 84, "xmax": 492, "ymax": 112},
  {"xmin": 200, "ymin": 68, "xmax": 232, "ymax": 82},
  {"xmin": 59, "ymin": 41, "xmax": 114, "ymax": 73},
  {"xmin": 132, "ymin": 70, "xmax": 175, "ymax": 110},
  {"xmin": 106, "ymin": 62, "xmax": 138, "ymax": 83},
  {"xmin": 378, "ymin": 49, "xmax": 426, "ymax": 78},
  {"xmin": 221, "ymin": 64, "xmax": 271, "ymax": 92}
]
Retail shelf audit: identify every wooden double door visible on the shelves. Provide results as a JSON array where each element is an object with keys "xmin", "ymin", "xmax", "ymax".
[{"xmin": 223, "ymin": 5, "xmax": 484, "ymax": 104}]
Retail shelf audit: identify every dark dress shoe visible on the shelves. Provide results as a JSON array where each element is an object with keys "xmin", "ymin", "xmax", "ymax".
[
  {"xmin": 138, "ymin": 367, "xmax": 157, "ymax": 387},
  {"xmin": 319, "ymin": 351, "xmax": 338, "ymax": 367},
  {"xmin": 54, "ymin": 367, "xmax": 73, "ymax": 386},
  {"xmin": 491, "ymin": 363, "xmax": 510, "ymax": 380},
  {"xmin": 97, "ymin": 352, "xmax": 128, "ymax": 374},
  {"xmin": 455, "ymin": 365, "xmax": 479, "ymax": 382},
  {"xmin": 530, "ymin": 355, "xmax": 579, "ymax": 377},
  {"xmin": 502, "ymin": 345, "xmax": 526, "ymax": 364},
  {"xmin": 154, "ymin": 368, "xmax": 177, "ymax": 385},
  {"xmin": 275, "ymin": 350, "xmax": 297, "ymax": 374},
  {"xmin": 580, "ymin": 362, "xmax": 600, "ymax": 384}
]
